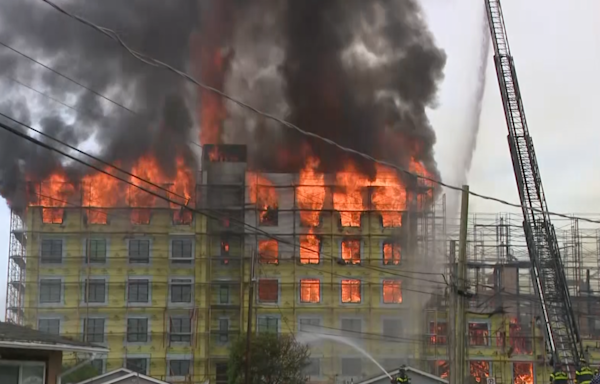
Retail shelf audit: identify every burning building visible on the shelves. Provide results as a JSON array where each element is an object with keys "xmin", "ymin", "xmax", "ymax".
[{"xmin": 1, "ymin": 0, "xmax": 449, "ymax": 382}]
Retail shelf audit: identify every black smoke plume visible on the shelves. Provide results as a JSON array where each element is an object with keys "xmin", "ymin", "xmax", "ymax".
[
  {"xmin": 0, "ymin": 0, "xmax": 446, "ymax": 208},
  {"xmin": 225, "ymin": 0, "xmax": 446, "ymax": 182},
  {"xmin": 0, "ymin": 0, "xmax": 198, "ymax": 207}
]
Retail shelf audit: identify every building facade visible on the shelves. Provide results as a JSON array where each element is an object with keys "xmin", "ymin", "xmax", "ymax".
[{"xmin": 5, "ymin": 145, "xmax": 446, "ymax": 383}]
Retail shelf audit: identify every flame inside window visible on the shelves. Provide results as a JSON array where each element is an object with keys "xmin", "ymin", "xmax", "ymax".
[
  {"xmin": 296, "ymin": 157, "xmax": 325, "ymax": 227},
  {"xmin": 248, "ymin": 173, "xmax": 278, "ymax": 226},
  {"xmin": 39, "ymin": 174, "xmax": 75, "ymax": 224},
  {"xmin": 428, "ymin": 321, "xmax": 448, "ymax": 345},
  {"xmin": 334, "ymin": 168, "xmax": 366, "ymax": 227},
  {"xmin": 341, "ymin": 240, "xmax": 361, "ymax": 264},
  {"xmin": 258, "ymin": 279, "xmax": 279, "ymax": 302},
  {"xmin": 509, "ymin": 317, "xmax": 532, "ymax": 355},
  {"xmin": 382, "ymin": 280, "xmax": 402, "ymax": 303},
  {"xmin": 513, "ymin": 362, "xmax": 533, "ymax": 384},
  {"xmin": 341, "ymin": 280, "xmax": 361, "ymax": 303},
  {"xmin": 468, "ymin": 322, "xmax": 490, "ymax": 346},
  {"xmin": 300, "ymin": 233, "xmax": 320, "ymax": 264},
  {"xmin": 300, "ymin": 279, "xmax": 320, "ymax": 303},
  {"xmin": 469, "ymin": 361, "xmax": 490, "ymax": 383},
  {"xmin": 383, "ymin": 243, "xmax": 401, "ymax": 265},
  {"xmin": 258, "ymin": 239, "xmax": 279, "ymax": 264},
  {"xmin": 220, "ymin": 238, "xmax": 230, "ymax": 264},
  {"xmin": 428, "ymin": 361, "xmax": 449, "ymax": 379}
]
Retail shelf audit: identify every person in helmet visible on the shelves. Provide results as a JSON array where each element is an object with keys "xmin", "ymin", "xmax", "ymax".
[
  {"xmin": 550, "ymin": 364, "xmax": 568, "ymax": 384},
  {"xmin": 390, "ymin": 367, "xmax": 410, "ymax": 384},
  {"xmin": 576, "ymin": 359, "xmax": 594, "ymax": 384}
]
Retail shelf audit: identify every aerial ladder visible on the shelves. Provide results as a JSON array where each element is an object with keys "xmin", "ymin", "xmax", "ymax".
[{"xmin": 484, "ymin": 0, "xmax": 584, "ymax": 377}]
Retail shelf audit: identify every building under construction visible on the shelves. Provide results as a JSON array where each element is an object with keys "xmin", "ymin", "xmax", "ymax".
[
  {"xmin": 4, "ymin": 144, "xmax": 448, "ymax": 384},
  {"xmin": 422, "ymin": 212, "xmax": 600, "ymax": 384}
]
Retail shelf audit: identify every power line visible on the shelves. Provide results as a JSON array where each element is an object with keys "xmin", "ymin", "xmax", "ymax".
[
  {"xmin": 0, "ymin": 40, "xmax": 137, "ymax": 115},
  {"xmin": 0, "ymin": 113, "xmax": 447, "ymax": 287},
  {"xmin": 30, "ymin": 189, "xmax": 447, "ymax": 285},
  {"xmin": 40, "ymin": 0, "xmax": 600, "ymax": 225}
]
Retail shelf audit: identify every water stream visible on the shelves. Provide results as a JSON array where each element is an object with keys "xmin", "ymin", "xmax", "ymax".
[{"xmin": 297, "ymin": 331, "xmax": 393, "ymax": 380}]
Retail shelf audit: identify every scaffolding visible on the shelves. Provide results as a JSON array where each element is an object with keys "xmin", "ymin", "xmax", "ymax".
[
  {"xmin": 5, "ymin": 209, "xmax": 26, "ymax": 324},
  {"xmin": 422, "ymin": 212, "xmax": 600, "ymax": 383}
]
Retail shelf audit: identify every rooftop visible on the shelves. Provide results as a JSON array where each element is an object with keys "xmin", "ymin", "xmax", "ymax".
[{"xmin": 0, "ymin": 321, "xmax": 108, "ymax": 354}]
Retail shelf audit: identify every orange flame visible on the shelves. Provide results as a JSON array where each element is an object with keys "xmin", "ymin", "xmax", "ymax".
[
  {"xmin": 435, "ymin": 361, "xmax": 449, "ymax": 379},
  {"xmin": 296, "ymin": 157, "xmax": 325, "ymax": 227},
  {"xmin": 469, "ymin": 361, "xmax": 490, "ymax": 383},
  {"xmin": 332, "ymin": 162, "xmax": 407, "ymax": 227},
  {"xmin": 513, "ymin": 363, "xmax": 534, "ymax": 384},
  {"xmin": 170, "ymin": 156, "xmax": 194, "ymax": 225},
  {"xmin": 300, "ymin": 279, "xmax": 320, "ymax": 303},
  {"xmin": 371, "ymin": 164, "xmax": 406, "ymax": 227},
  {"xmin": 382, "ymin": 280, "xmax": 402, "ymax": 303},
  {"xmin": 334, "ymin": 163, "xmax": 368, "ymax": 227},
  {"xmin": 383, "ymin": 243, "xmax": 401, "ymax": 265},
  {"xmin": 258, "ymin": 239, "xmax": 278, "ymax": 264},
  {"xmin": 300, "ymin": 229, "xmax": 320, "ymax": 264},
  {"xmin": 341, "ymin": 279, "xmax": 361, "ymax": 303},
  {"xmin": 82, "ymin": 169, "xmax": 121, "ymax": 225},
  {"xmin": 248, "ymin": 172, "xmax": 278, "ymax": 225},
  {"xmin": 38, "ymin": 173, "xmax": 75, "ymax": 224},
  {"xmin": 341, "ymin": 239, "xmax": 361, "ymax": 264}
]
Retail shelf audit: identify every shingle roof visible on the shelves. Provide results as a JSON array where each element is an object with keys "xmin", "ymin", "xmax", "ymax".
[{"xmin": 0, "ymin": 321, "xmax": 107, "ymax": 352}]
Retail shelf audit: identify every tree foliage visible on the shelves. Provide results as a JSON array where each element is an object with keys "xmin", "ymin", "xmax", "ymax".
[
  {"xmin": 61, "ymin": 363, "xmax": 100, "ymax": 384},
  {"xmin": 228, "ymin": 333, "xmax": 310, "ymax": 384}
]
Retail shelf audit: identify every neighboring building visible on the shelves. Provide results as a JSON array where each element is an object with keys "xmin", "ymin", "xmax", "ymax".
[
  {"xmin": 420, "ymin": 214, "xmax": 600, "ymax": 384},
  {"xmin": 0, "ymin": 321, "xmax": 108, "ymax": 384},
  {"xmin": 74, "ymin": 368, "xmax": 171, "ymax": 384},
  {"xmin": 3, "ymin": 144, "xmax": 446, "ymax": 383}
]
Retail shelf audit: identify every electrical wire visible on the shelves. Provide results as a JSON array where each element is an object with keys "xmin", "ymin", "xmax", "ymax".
[
  {"xmin": 28, "ymin": 188, "xmax": 447, "ymax": 286},
  {"xmin": 0, "ymin": 112, "xmax": 449, "ymax": 287},
  {"xmin": 40, "ymin": 0, "xmax": 600, "ymax": 225},
  {"xmin": 0, "ymin": 39, "xmax": 138, "ymax": 115}
]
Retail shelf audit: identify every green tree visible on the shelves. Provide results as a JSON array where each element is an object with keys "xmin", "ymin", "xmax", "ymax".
[
  {"xmin": 228, "ymin": 333, "xmax": 310, "ymax": 384},
  {"xmin": 61, "ymin": 363, "xmax": 100, "ymax": 384}
]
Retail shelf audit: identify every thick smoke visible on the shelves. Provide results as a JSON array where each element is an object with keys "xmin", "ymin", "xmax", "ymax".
[
  {"xmin": 0, "ymin": 0, "xmax": 199, "ymax": 206},
  {"xmin": 225, "ymin": 0, "xmax": 446, "ymax": 182},
  {"xmin": 0, "ymin": 0, "xmax": 446, "ymax": 207}
]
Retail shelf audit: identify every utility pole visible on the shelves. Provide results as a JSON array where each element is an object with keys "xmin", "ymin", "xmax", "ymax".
[
  {"xmin": 244, "ymin": 250, "xmax": 256, "ymax": 384},
  {"xmin": 451, "ymin": 185, "xmax": 469, "ymax": 384}
]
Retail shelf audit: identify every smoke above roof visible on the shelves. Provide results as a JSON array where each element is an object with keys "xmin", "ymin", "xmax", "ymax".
[{"xmin": 0, "ymin": 0, "xmax": 445, "ymax": 206}]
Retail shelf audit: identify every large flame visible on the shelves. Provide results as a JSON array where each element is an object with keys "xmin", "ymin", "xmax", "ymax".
[
  {"xmin": 82, "ymin": 168, "xmax": 121, "ymax": 225},
  {"xmin": 370, "ymin": 164, "xmax": 406, "ymax": 227},
  {"xmin": 248, "ymin": 172, "xmax": 278, "ymax": 225},
  {"xmin": 334, "ymin": 163, "xmax": 368, "ymax": 227},
  {"xmin": 513, "ymin": 363, "xmax": 534, "ymax": 384},
  {"xmin": 332, "ymin": 161, "xmax": 409, "ymax": 227},
  {"xmin": 296, "ymin": 157, "xmax": 325, "ymax": 227},
  {"xmin": 38, "ymin": 173, "xmax": 75, "ymax": 224},
  {"xmin": 30, "ymin": 154, "xmax": 194, "ymax": 225},
  {"xmin": 258, "ymin": 239, "xmax": 278, "ymax": 264},
  {"xmin": 300, "ymin": 229, "xmax": 320, "ymax": 264}
]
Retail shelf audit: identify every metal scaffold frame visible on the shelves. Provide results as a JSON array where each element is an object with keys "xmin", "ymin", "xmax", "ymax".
[{"xmin": 5, "ymin": 209, "xmax": 27, "ymax": 324}]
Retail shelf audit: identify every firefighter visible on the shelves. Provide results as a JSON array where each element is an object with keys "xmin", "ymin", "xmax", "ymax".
[
  {"xmin": 550, "ymin": 364, "xmax": 569, "ymax": 384},
  {"xmin": 390, "ymin": 367, "xmax": 410, "ymax": 384},
  {"xmin": 576, "ymin": 359, "xmax": 594, "ymax": 384}
]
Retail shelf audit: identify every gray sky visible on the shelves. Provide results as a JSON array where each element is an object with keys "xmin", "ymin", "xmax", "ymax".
[{"xmin": 1, "ymin": 0, "xmax": 599, "ymax": 319}]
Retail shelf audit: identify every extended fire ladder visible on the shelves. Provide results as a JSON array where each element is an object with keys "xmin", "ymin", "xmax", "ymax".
[{"xmin": 484, "ymin": 0, "xmax": 584, "ymax": 374}]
